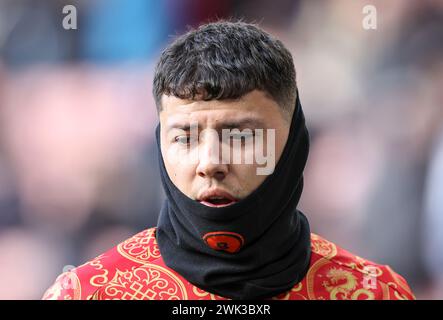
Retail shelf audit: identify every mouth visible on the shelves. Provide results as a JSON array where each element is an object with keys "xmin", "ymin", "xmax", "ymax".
[
  {"xmin": 199, "ymin": 197, "xmax": 237, "ymax": 207},
  {"xmin": 197, "ymin": 189, "xmax": 238, "ymax": 208}
]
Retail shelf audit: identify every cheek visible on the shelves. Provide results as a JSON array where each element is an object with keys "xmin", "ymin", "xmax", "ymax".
[
  {"xmin": 275, "ymin": 133, "xmax": 288, "ymax": 163},
  {"xmin": 249, "ymin": 168, "xmax": 268, "ymax": 188},
  {"xmin": 165, "ymin": 161, "xmax": 197, "ymax": 196},
  {"xmin": 230, "ymin": 163, "xmax": 267, "ymax": 196},
  {"xmin": 161, "ymin": 148, "xmax": 196, "ymax": 194}
]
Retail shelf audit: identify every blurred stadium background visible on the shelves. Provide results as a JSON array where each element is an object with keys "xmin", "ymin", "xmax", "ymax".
[{"xmin": 0, "ymin": 0, "xmax": 442, "ymax": 299}]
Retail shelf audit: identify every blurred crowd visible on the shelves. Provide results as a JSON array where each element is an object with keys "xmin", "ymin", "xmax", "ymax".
[{"xmin": 0, "ymin": 0, "xmax": 442, "ymax": 299}]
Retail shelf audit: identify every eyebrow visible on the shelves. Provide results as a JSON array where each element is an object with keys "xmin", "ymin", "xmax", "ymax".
[{"xmin": 166, "ymin": 118, "xmax": 266, "ymax": 131}]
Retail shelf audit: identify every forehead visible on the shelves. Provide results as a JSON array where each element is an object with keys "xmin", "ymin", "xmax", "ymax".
[{"xmin": 159, "ymin": 90, "xmax": 283, "ymax": 128}]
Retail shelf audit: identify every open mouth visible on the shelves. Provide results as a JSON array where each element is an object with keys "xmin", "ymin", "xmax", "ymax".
[
  {"xmin": 198, "ymin": 189, "xmax": 238, "ymax": 208},
  {"xmin": 199, "ymin": 197, "xmax": 237, "ymax": 207}
]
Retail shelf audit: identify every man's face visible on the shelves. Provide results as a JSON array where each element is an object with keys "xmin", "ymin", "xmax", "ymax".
[{"xmin": 159, "ymin": 90, "xmax": 290, "ymax": 207}]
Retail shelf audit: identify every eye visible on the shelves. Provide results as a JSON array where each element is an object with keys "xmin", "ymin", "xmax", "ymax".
[
  {"xmin": 174, "ymin": 135, "xmax": 196, "ymax": 145},
  {"xmin": 229, "ymin": 131, "xmax": 255, "ymax": 140},
  {"xmin": 174, "ymin": 136, "xmax": 189, "ymax": 145}
]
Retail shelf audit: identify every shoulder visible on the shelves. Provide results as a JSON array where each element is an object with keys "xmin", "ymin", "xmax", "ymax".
[
  {"xmin": 305, "ymin": 233, "xmax": 415, "ymax": 300},
  {"xmin": 42, "ymin": 228, "xmax": 159, "ymax": 300},
  {"xmin": 42, "ymin": 229, "xmax": 416, "ymax": 300}
]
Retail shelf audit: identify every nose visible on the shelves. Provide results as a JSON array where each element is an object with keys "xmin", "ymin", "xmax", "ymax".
[{"xmin": 196, "ymin": 131, "xmax": 228, "ymax": 181}]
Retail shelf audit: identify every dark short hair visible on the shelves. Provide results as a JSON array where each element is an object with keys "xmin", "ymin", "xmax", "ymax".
[{"xmin": 153, "ymin": 20, "xmax": 297, "ymax": 116}]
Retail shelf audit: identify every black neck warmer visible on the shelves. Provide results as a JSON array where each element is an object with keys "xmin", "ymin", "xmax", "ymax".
[{"xmin": 155, "ymin": 93, "xmax": 311, "ymax": 300}]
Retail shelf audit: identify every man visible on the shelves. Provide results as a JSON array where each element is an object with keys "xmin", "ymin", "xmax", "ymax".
[{"xmin": 43, "ymin": 21, "xmax": 414, "ymax": 300}]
